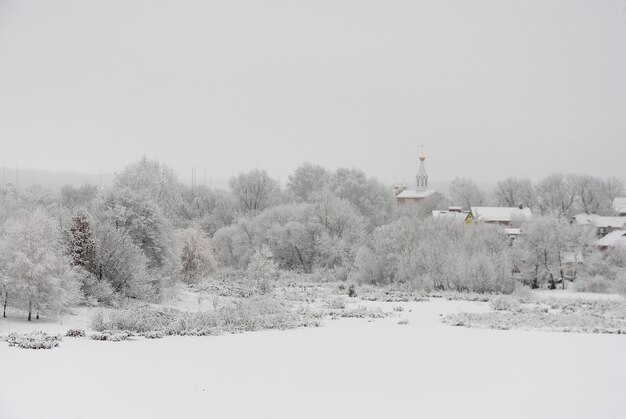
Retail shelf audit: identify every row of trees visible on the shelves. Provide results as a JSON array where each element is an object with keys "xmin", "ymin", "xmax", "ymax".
[
  {"xmin": 450, "ymin": 174, "xmax": 624, "ymax": 216},
  {"xmin": 1, "ymin": 157, "xmax": 624, "ymax": 320}
]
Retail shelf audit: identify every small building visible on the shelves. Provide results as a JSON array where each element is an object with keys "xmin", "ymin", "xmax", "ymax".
[
  {"xmin": 396, "ymin": 152, "xmax": 437, "ymax": 204},
  {"xmin": 595, "ymin": 230, "xmax": 626, "ymax": 251},
  {"xmin": 470, "ymin": 206, "xmax": 532, "ymax": 227},
  {"xmin": 573, "ymin": 214, "xmax": 626, "ymax": 237},
  {"xmin": 613, "ymin": 197, "xmax": 626, "ymax": 216},
  {"xmin": 432, "ymin": 209, "xmax": 474, "ymax": 224}
]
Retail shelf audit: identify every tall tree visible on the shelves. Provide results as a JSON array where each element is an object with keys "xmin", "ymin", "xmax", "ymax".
[
  {"xmin": 494, "ymin": 178, "xmax": 536, "ymax": 208},
  {"xmin": 0, "ymin": 210, "xmax": 81, "ymax": 320},
  {"xmin": 287, "ymin": 163, "xmax": 331, "ymax": 202},
  {"xmin": 229, "ymin": 169, "xmax": 279, "ymax": 212},
  {"xmin": 536, "ymin": 173, "xmax": 577, "ymax": 216},
  {"xmin": 448, "ymin": 178, "xmax": 485, "ymax": 210}
]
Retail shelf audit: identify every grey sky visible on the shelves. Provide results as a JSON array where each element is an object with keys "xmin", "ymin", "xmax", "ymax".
[{"xmin": 1, "ymin": 0, "xmax": 625, "ymax": 187}]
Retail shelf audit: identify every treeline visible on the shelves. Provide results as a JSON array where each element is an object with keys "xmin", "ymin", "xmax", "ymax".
[
  {"xmin": 449, "ymin": 174, "xmax": 623, "ymax": 216},
  {"xmin": 0, "ymin": 158, "xmax": 624, "ymax": 320}
]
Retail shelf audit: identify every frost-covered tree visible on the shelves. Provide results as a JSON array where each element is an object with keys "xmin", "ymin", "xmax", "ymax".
[
  {"xmin": 0, "ymin": 210, "xmax": 81, "ymax": 320},
  {"xmin": 247, "ymin": 246, "xmax": 278, "ymax": 294},
  {"xmin": 92, "ymin": 221, "xmax": 153, "ymax": 299},
  {"xmin": 448, "ymin": 178, "xmax": 485, "ymax": 210},
  {"xmin": 1, "ymin": 272, "xmax": 8, "ymax": 318},
  {"xmin": 536, "ymin": 173, "xmax": 577, "ymax": 216},
  {"xmin": 114, "ymin": 156, "xmax": 183, "ymax": 219},
  {"xmin": 229, "ymin": 169, "xmax": 280, "ymax": 212},
  {"xmin": 494, "ymin": 178, "xmax": 536, "ymax": 208},
  {"xmin": 571, "ymin": 175, "xmax": 609, "ymax": 215},
  {"xmin": 60, "ymin": 184, "xmax": 98, "ymax": 211},
  {"xmin": 287, "ymin": 163, "xmax": 331, "ymax": 202},
  {"xmin": 179, "ymin": 227, "xmax": 217, "ymax": 283},
  {"xmin": 68, "ymin": 210, "xmax": 96, "ymax": 272},
  {"xmin": 179, "ymin": 187, "xmax": 239, "ymax": 235},
  {"xmin": 605, "ymin": 177, "xmax": 625, "ymax": 214},
  {"xmin": 327, "ymin": 168, "xmax": 394, "ymax": 229},
  {"xmin": 100, "ymin": 185, "xmax": 180, "ymax": 281},
  {"xmin": 513, "ymin": 216, "xmax": 594, "ymax": 289},
  {"xmin": 351, "ymin": 217, "xmax": 514, "ymax": 293},
  {"xmin": 212, "ymin": 194, "xmax": 365, "ymax": 276},
  {"xmin": 212, "ymin": 219, "xmax": 258, "ymax": 269}
]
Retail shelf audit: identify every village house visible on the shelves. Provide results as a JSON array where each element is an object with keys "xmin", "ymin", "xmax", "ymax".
[
  {"xmin": 595, "ymin": 230, "xmax": 626, "ymax": 251},
  {"xmin": 572, "ymin": 214, "xmax": 626, "ymax": 237},
  {"xmin": 432, "ymin": 208, "xmax": 474, "ymax": 224},
  {"xmin": 470, "ymin": 206, "xmax": 532, "ymax": 227}
]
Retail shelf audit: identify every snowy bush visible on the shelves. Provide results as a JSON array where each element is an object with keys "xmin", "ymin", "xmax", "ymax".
[
  {"xmin": 574, "ymin": 276, "xmax": 612, "ymax": 293},
  {"xmin": 398, "ymin": 318, "xmax": 409, "ymax": 325},
  {"xmin": 247, "ymin": 246, "xmax": 279, "ymax": 294},
  {"xmin": 142, "ymin": 331, "xmax": 164, "ymax": 339},
  {"xmin": 490, "ymin": 295, "xmax": 521, "ymax": 311},
  {"xmin": 91, "ymin": 297, "xmax": 304, "ymax": 336},
  {"xmin": 324, "ymin": 297, "xmax": 346, "ymax": 310},
  {"xmin": 444, "ymin": 298, "xmax": 626, "ymax": 334},
  {"xmin": 90, "ymin": 330, "xmax": 131, "ymax": 342},
  {"xmin": 65, "ymin": 329, "xmax": 86, "ymax": 338},
  {"xmin": 613, "ymin": 270, "xmax": 626, "ymax": 296},
  {"xmin": 6, "ymin": 332, "xmax": 62, "ymax": 349},
  {"xmin": 393, "ymin": 306, "xmax": 404, "ymax": 312},
  {"xmin": 352, "ymin": 217, "xmax": 514, "ymax": 294},
  {"xmin": 179, "ymin": 227, "xmax": 216, "ymax": 284}
]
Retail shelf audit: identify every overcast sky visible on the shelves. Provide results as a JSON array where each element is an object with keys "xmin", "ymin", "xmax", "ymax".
[{"xmin": 1, "ymin": 0, "xmax": 625, "ymax": 186}]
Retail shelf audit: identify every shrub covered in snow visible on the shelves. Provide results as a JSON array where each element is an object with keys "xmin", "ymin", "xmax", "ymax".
[
  {"xmin": 574, "ymin": 276, "xmax": 612, "ymax": 293},
  {"xmin": 65, "ymin": 329, "xmax": 86, "ymax": 338},
  {"xmin": 142, "ymin": 330, "xmax": 165, "ymax": 339},
  {"xmin": 90, "ymin": 330, "xmax": 131, "ymax": 342},
  {"xmin": 444, "ymin": 298, "xmax": 626, "ymax": 334},
  {"xmin": 351, "ymin": 217, "xmax": 515, "ymax": 294},
  {"xmin": 490, "ymin": 295, "xmax": 521, "ymax": 311},
  {"xmin": 6, "ymin": 332, "xmax": 62, "ymax": 349},
  {"xmin": 397, "ymin": 318, "xmax": 409, "ymax": 325},
  {"xmin": 91, "ymin": 297, "xmax": 305, "ymax": 336}
]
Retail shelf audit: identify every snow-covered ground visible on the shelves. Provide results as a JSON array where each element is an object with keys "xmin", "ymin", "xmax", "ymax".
[{"xmin": 1, "ymin": 298, "xmax": 625, "ymax": 419}]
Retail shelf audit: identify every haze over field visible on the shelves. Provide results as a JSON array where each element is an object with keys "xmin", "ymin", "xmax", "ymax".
[{"xmin": 1, "ymin": 0, "xmax": 625, "ymax": 185}]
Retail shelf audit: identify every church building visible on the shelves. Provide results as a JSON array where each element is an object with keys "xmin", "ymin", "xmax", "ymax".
[{"xmin": 395, "ymin": 152, "xmax": 437, "ymax": 204}]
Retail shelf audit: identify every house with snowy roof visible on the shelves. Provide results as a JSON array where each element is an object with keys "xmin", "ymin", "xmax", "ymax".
[
  {"xmin": 613, "ymin": 197, "xmax": 626, "ymax": 216},
  {"xmin": 395, "ymin": 152, "xmax": 437, "ymax": 204},
  {"xmin": 573, "ymin": 214, "xmax": 626, "ymax": 237},
  {"xmin": 470, "ymin": 206, "xmax": 532, "ymax": 227},
  {"xmin": 432, "ymin": 209, "xmax": 473, "ymax": 224},
  {"xmin": 595, "ymin": 230, "xmax": 626, "ymax": 250}
]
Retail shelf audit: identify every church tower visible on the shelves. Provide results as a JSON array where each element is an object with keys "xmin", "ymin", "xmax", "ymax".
[{"xmin": 416, "ymin": 151, "xmax": 428, "ymax": 192}]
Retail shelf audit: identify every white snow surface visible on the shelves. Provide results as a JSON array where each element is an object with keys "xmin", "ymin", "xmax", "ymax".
[{"xmin": 1, "ymin": 298, "xmax": 626, "ymax": 419}]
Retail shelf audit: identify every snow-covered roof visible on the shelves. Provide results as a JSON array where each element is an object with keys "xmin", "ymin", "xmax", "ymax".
[
  {"xmin": 432, "ymin": 210, "xmax": 469, "ymax": 221},
  {"xmin": 613, "ymin": 197, "xmax": 626, "ymax": 215},
  {"xmin": 504, "ymin": 228, "xmax": 522, "ymax": 236},
  {"xmin": 573, "ymin": 214, "xmax": 626, "ymax": 229},
  {"xmin": 596, "ymin": 230, "xmax": 626, "ymax": 248},
  {"xmin": 471, "ymin": 207, "xmax": 532, "ymax": 223},
  {"xmin": 396, "ymin": 189, "xmax": 436, "ymax": 199}
]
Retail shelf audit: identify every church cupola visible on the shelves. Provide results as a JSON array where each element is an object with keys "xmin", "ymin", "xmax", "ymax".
[{"xmin": 416, "ymin": 152, "xmax": 428, "ymax": 192}]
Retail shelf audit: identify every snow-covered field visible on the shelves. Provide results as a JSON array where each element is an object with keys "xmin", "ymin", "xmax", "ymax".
[{"xmin": 1, "ymin": 297, "xmax": 625, "ymax": 419}]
